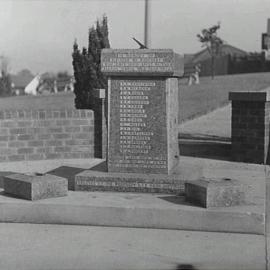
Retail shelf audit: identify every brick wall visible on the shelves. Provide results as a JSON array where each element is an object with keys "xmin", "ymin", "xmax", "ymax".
[
  {"xmin": 229, "ymin": 92, "xmax": 270, "ymax": 164},
  {"xmin": 0, "ymin": 109, "xmax": 94, "ymax": 162}
]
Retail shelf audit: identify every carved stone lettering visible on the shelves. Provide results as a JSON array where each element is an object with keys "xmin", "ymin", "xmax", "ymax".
[
  {"xmin": 101, "ymin": 49, "xmax": 184, "ymax": 77},
  {"xmin": 108, "ymin": 78, "xmax": 168, "ymax": 173}
]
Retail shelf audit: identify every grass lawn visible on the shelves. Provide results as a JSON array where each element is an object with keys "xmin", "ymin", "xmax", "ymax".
[
  {"xmin": 0, "ymin": 72, "xmax": 270, "ymax": 122},
  {"xmin": 0, "ymin": 92, "xmax": 75, "ymax": 111},
  {"xmin": 179, "ymin": 72, "xmax": 270, "ymax": 122}
]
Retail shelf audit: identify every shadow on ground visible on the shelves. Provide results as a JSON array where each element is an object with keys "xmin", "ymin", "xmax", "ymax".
[
  {"xmin": 158, "ymin": 195, "xmax": 201, "ymax": 208},
  {"xmin": 176, "ymin": 264, "xmax": 198, "ymax": 270},
  {"xmin": 179, "ymin": 135, "xmax": 232, "ymax": 162},
  {"xmin": 0, "ymin": 172, "xmax": 14, "ymax": 188},
  {"xmin": 47, "ymin": 166, "xmax": 86, "ymax": 190}
]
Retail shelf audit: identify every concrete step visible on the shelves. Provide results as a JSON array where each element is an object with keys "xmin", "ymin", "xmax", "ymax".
[
  {"xmin": 0, "ymin": 190, "xmax": 264, "ymax": 235},
  {"xmin": 73, "ymin": 160, "xmax": 202, "ymax": 194},
  {"xmin": 75, "ymin": 170, "xmax": 186, "ymax": 194}
]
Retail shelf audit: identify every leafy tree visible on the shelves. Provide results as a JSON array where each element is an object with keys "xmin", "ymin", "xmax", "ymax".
[
  {"xmin": 72, "ymin": 15, "xmax": 110, "ymax": 109},
  {"xmin": 197, "ymin": 23, "xmax": 223, "ymax": 79},
  {"xmin": 0, "ymin": 56, "xmax": 12, "ymax": 96},
  {"xmin": 0, "ymin": 71, "xmax": 12, "ymax": 96}
]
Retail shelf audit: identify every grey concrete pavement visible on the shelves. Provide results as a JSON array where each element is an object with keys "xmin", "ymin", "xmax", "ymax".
[
  {"xmin": 180, "ymin": 104, "xmax": 231, "ymax": 140},
  {"xmin": 0, "ymin": 223, "xmax": 265, "ymax": 270},
  {"xmin": 0, "ymin": 158, "xmax": 102, "ymax": 175}
]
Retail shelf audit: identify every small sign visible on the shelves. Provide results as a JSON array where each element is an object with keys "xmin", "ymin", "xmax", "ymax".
[
  {"xmin": 264, "ymin": 50, "xmax": 270, "ymax": 61},
  {"xmin": 262, "ymin": 33, "xmax": 270, "ymax": 50}
]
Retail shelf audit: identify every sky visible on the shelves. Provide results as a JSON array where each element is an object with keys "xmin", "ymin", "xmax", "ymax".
[{"xmin": 0, "ymin": 0, "xmax": 270, "ymax": 74}]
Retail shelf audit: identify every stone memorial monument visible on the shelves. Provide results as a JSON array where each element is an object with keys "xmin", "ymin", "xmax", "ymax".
[
  {"xmin": 74, "ymin": 48, "xmax": 247, "ymax": 208},
  {"xmin": 102, "ymin": 49, "xmax": 183, "ymax": 174},
  {"xmin": 185, "ymin": 178, "xmax": 246, "ymax": 208},
  {"xmin": 4, "ymin": 173, "xmax": 68, "ymax": 201},
  {"xmin": 74, "ymin": 49, "xmax": 190, "ymax": 193}
]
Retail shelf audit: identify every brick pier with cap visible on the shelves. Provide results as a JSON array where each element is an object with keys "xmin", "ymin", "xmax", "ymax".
[{"xmin": 229, "ymin": 90, "xmax": 270, "ymax": 164}]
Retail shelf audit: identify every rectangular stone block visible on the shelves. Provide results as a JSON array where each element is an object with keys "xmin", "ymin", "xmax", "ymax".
[
  {"xmin": 101, "ymin": 49, "xmax": 184, "ymax": 77},
  {"xmin": 185, "ymin": 178, "xmax": 246, "ymax": 208},
  {"xmin": 3, "ymin": 173, "xmax": 68, "ymax": 200},
  {"xmin": 75, "ymin": 170, "xmax": 186, "ymax": 194}
]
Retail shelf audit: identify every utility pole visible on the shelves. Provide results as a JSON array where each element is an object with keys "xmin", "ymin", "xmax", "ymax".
[{"xmin": 144, "ymin": 0, "xmax": 151, "ymax": 48}]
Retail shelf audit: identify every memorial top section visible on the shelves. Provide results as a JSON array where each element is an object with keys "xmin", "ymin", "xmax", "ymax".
[{"xmin": 101, "ymin": 49, "xmax": 184, "ymax": 77}]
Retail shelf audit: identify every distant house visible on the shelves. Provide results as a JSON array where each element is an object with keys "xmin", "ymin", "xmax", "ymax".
[
  {"xmin": 191, "ymin": 44, "xmax": 248, "ymax": 63},
  {"xmin": 184, "ymin": 44, "xmax": 248, "ymax": 76},
  {"xmin": 24, "ymin": 75, "xmax": 41, "ymax": 96},
  {"xmin": 54, "ymin": 76, "xmax": 74, "ymax": 93},
  {"xmin": 38, "ymin": 73, "xmax": 74, "ymax": 94},
  {"xmin": 10, "ymin": 69, "xmax": 34, "ymax": 95}
]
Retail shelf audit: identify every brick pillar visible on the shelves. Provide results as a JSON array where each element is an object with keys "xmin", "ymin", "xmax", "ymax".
[
  {"xmin": 229, "ymin": 91, "xmax": 270, "ymax": 164},
  {"xmin": 93, "ymin": 89, "xmax": 107, "ymax": 159}
]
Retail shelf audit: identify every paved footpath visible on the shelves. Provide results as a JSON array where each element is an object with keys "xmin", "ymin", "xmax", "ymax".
[
  {"xmin": 0, "ymin": 105, "xmax": 268, "ymax": 270},
  {"xmin": 0, "ymin": 223, "xmax": 265, "ymax": 270},
  {"xmin": 180, "ymin": 104, "xmax": 231, "ymax": 139}
]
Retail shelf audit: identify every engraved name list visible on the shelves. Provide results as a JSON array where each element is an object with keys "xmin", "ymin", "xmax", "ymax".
[{"xmin": 108, "ymin": 79, "xmax": 168, "ymax": 173}]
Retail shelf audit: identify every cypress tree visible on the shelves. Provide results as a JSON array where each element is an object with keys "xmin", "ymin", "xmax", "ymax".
[
  {"xmin": 0, "ymin": 71, "xmax": 12, "ymax": 97},
  {"xmin": 72, "ymin": 15, "xmax": 110, "ymax": 109}
]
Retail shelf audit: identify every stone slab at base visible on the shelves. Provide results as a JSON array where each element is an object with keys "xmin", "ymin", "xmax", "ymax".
[
  {"xmin": 74, "ymin": 161, "xmax": 202, "ymax": 194},
  {"xmin": 185, "ymin": 178, "xmax": 246, "ymax": 208},
  {"xmin": 3, "ymin": 174, "xmax": 68, "ymax": 201},
  {"xmin": 75, "ymin": 171, "xmax": 185, "ymax": 194}
]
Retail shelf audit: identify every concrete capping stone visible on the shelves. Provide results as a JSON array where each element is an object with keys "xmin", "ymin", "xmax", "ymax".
[
  {"xmin": 3, "ymin": 173, "xmax": 68, "ymax": 200},
  {"xmin": 229, "ymin": 90, "xmax": 270, "ymax": 101},
  {"xmin": 185, "ymin": 178, "xmax": 246, "ymax": 208},
  {"xmin": 0, "ymin": 109, "xmax": 93, "ymax": 120}
]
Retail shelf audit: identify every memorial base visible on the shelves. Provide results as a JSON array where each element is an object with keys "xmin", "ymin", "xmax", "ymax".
[
  {"xmin": 185, "ymin": 178, "xmax": 247, "ymax": 208},
  {"xmin": 4, "ymin": 173, "xmax": 68, "ymax": 201},
  {"xmin": 74, "ymin": 161, "xmax": 202, "ymax": 194}
]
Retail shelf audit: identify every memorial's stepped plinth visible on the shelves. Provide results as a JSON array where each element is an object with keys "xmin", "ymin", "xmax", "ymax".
[
  {"xmin": 75, "ymin": 171, "xmax": 185, "ymax": 194},
  {"xmin": 74, "ymin": 161, "xmax": 202, "ymax": 194}
]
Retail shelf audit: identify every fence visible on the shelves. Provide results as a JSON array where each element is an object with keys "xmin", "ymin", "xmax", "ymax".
[{"xmin": 191, "ymin": 53, "xmax": 270, "ymax": 77}]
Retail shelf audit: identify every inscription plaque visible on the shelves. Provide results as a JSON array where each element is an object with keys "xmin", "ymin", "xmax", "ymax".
[
  {"xmin": 101, "ymin": 49, "xmax": 184, "ymax": 77},
  {"xmin": 108, "ymin": 78, "xmax": 168, "ymax": 174}
]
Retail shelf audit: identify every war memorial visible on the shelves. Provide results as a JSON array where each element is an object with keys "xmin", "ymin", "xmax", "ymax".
[
  {"xmin": 74, "ymin": 49, "xmax": 188, "ymax": 194},
  {"xmin": 0, "ymin": 45, "xmax": 267, "ymax": 270},
  {"xmin": 0, "ymin": 47, "xmax": 264, "ymax": 229}
]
